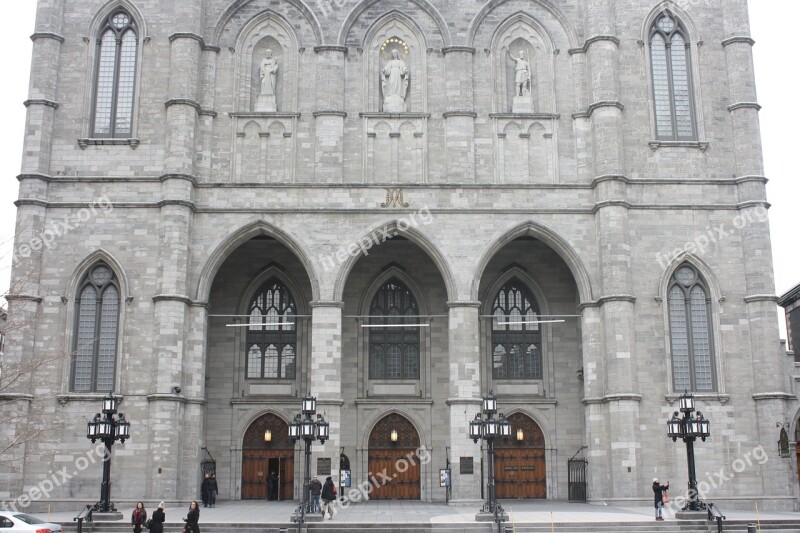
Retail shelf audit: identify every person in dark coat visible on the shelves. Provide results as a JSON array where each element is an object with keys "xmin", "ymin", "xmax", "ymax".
[
  {"xmin": 131, "ymin": 502, "xmax": 147, "ymax": 533},
  {"xmin": 653, "ymin": 478, "xmax": 669, "ymax": 521},
  {"xmin": 207, "ymin": 474, "xmax": 218, "ymax": 508},
  {"xmin": 321, "ymin": 476, "xmax": 336, "ymax": 520},
  {"xmin": 149, "ymin": 501, "xmax": 166, "ymax": 533},
  {"xmin": 183, "ymin": 500, "xmax": 200, "ymax": 533},
  {"xmin": 308, "ymin": 475, "xmax": 322, "ymax": 513},
  {"xmin": 201, "ymin": 474, "xmax": 210, "ymax": 507},
  {"xmin": 267, "ymin": 471, "xmax": 279, "ymax": 501}
]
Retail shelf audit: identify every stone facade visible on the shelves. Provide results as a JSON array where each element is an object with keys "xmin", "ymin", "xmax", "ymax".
[{"xmin": 2, "ymin": 0, "xmax": 798, "ymax": 513}]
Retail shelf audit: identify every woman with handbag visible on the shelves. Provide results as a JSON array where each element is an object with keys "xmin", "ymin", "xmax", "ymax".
[
  {"xmin": 131, "ymin": 502, "xmax": 147, "ymax": 533},
  {"xmin": 149, "ymin": 501, "xmax": 165, "ymax": 533},
  {"xmin": 652, "ymin": 478, "xmax": 670, "ymax": 521},
  {"xmin": 183, "ymin": 501, "xmax": 200, "ymax": 533}
]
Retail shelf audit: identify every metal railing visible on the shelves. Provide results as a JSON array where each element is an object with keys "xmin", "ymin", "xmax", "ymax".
[
  {"xmin": 74, "ymin": 504, "xmax": 93, "ymax": 533},
  {"xmin": 707, "ymin": 502, "xmax": 726, "ymax": 533}
]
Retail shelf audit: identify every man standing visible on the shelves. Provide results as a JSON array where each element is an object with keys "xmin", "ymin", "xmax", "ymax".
[
  {"xmin": 308, "ymin": 475, "xmax": 322, "ymax": 513},
  {"xmin": 267, "ymin": 471, "xmax": 279, "ymax": 501},
  {"xmin": 321, "ymin": 476, "xmax": 337, "ymax": 520},
  {"xmin": 207, "ymin": 474, "xmax": 218, "ymax": 508}
]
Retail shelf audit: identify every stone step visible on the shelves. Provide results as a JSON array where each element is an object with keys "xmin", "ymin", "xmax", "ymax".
[{"xmin": 58, "ymin": 520, "xmax": 800, "ymax": 533}]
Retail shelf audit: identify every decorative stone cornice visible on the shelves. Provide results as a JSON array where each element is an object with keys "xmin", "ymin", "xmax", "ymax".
[
  {"xmin": 721, "ymin": 36, "xmax": 755, "ymax": 47},
  {"xmin": 313, "ymin": 110, "xmax": 347, "ymax": 118},
  {"xmin": 441, "ymin": 46, "xmax": 476, "ymax": 55},
  {"xmin": 77, "ymin": 138, "xmax": 140, "ymax": 149},
  {"xmin": 590, "ymin": 174, "xmax": 630, "ymax": 188},
  {"xmin": 168, "ymin": 32, "xmax": 219, "ymax": 52},
  {"xmin": 582, "ymin": 393, "xmax": 642, "ymax": 405},
  {"xmin": 147, "ymin": 393, "xmax": 206, "ymax": 405},
  {"xmin": 57, "ymin": 393, "xmax": 121, "ymax": 405},
  {"xmin": 445, "ymin": 301, "xmax": 481, "ymax": 309},
  {"xmin": 648, "ymin": 140, "xmax": 709, "ymax": 152},
  {"xmin": 592, "ymin": 200, "xmax": 631, "ymax": 213},
  {"xmin": 313, "ymin": 45, "xmax": 348, "ymax": 54},
  {"xmin": 30, "ymin": 32, "xmax": 65, "ymax": 43},
  {"xmin": 229, "ymin": 112, "xmax": 301, "ymax": 119},
  {"xmin": 734, "ymin": 175, "xmax": 768, "ymax": 185},
  {"xmin": 444, "ymin": 398, "xmax": 483, "ymax": 406},
  {"xmin": 156, "ymin": 199, "xmax": 197, "ymax": 211},
  {"xmin": 359, "ymin": 112, "xmax": 431, "ymax": 119},
  {"xmin": 164, "ymin": 98, "xmax": 216, "ymax": 117},
  {"xmin": 309, "ymin": 300, "xmax": 345, "ymax": 308},
  {"xmin": 3, "ymin": 294, "xmax": 43, "ymax": 303},
  {"xmin": 16, "ymin": 173, "xmax": 52, "ymax": 183},
  {"xmin": 23, "ymin": 98, "xmax": 59, "ymax": 109},
  {"xmin": 665, "ymin": 393, "xmax": 730, "ymax": 405},
  {"xmin": 152, "ymin": 294, "xmax": 208, "ymax": 307},
  {"xmin": 569, "ymin": 35, "xmax": 620, "ymax": 55},
  {"xmin": 736, "ymin": 200, "xmax": 770, "ymax": 210},
  {"xmin": 727, "ymin": 102, "xmax": 761, "ymax": 112},
  {"xmin": 489, "ymin": 113, "xmax": 559, "ymax": 120},
  {"xmin": 752, "ymin": 392, "xmax": 795, "ymax": 401},
  {"xmin": 0, "ymin": 393, "xmax": 34, "ymax": 402},
  {"xmin": 743, "ymin": 294, "xmax": 779, "ymax": 304},
  {"xmin": 159, "ymin": 173, "xmax": 198, "ymax": 186},
  {"xmin": 442, "ymin": 111, "xmax": 477, "ymax": 118}
]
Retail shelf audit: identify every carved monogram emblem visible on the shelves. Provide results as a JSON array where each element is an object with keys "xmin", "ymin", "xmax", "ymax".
[{"xmin": 381, "ymin": 188, "xmax": 410, "ymax": 208}]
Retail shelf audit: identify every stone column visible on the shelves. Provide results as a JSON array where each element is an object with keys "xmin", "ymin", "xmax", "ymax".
[
  {"xmin": 313, "ymin": 46, "xmax": 347, "ymax": 183},
  {"xmin": 723, "ymin": 1, "xmax": 790, "ymax": 499},
  {"xmin": 0, "ymin": 0, "xmax": 64, "ymax": 498},
  {"xmin": 446, "ymin": 302, "xmax": 482, "ymax": 501},
  {"xmin": 442, "ymin": 47, "xmax": 476, "ymax": 183},
  {"xmin": 582, "ymin": 0, "xmax": 641, "ymax": 502},
  {"xmin": 309, "ymin": 302, "xmax": 344, "ymax": 493},
  {"xmin": 147, "ymin": 9, "xmax": 203, "ymax": 498}
]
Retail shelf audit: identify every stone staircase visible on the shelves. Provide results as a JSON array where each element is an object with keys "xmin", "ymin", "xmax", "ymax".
[{"xmin": 58, "ymin": 519, "xmax": 800, "ymax": 533}]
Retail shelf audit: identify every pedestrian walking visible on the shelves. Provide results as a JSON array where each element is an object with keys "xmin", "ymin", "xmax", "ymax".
[
  {"xmin": 131, "ymin": 502, "xmax": 147, "ymax": 533},
  {"xmin": 149, "ymin": 502, "xmax": 166, "ymax": 533},
  {"xmin": 182, "ymin": 500, "xmax": 200, "ymax": 533},
  {"xmin": 321, "ymin": 476, "xmax": 337, "ymax": 520},
  {"xmin": 653, "ymin": 477, "xmax": 670, "ymax": 521}
]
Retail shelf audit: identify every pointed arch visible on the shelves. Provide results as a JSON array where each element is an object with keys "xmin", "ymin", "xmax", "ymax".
[
  {"xmin": 472, "ymin": 221, "xmax": 593, "ymax": 303},
  {"xmin": 195, "ymin": 220, "xmax": 320, "ymax": 303},
  {"xmin": 332, "ymin": 222, "xmax": 456, "ymax": 302},
  {"xmin": 212, "ymin": 0, "xmax": 322, "ymax": 46},
  {"xmin": 66, "ymin": 249, "xmax": 131, "ymax": 302},
  {"xmin": 361, "ymin": 410, "xmax": 426, "ymax": 450},
  {"xmin": 467, "ymin": 0, "xmax": 578, "ymax": 49},
  {"xmin": 338, "ymin": 0, "xmax": 451, "ymax": 46},
  {"xmin": 90, "ymin": 0, "xmax": 148, "ymax": 39},
  {"xmin": 240, "ymin": 410, "xmax": 292, "ymax": 449},
  {"xmin": 656, "ymin": 251, "xmax": 723, "ymax": 303}
]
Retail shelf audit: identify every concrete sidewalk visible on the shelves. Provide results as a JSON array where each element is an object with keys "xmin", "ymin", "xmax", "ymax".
[{"xmin": 27, "ymin": 499, "xmax": 800, "ymax": 526}]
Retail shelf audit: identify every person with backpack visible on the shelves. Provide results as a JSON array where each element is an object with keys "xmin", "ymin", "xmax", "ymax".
[{"xmin": 321, "ymin": 476, "xmax": 337, "ymax": 520}]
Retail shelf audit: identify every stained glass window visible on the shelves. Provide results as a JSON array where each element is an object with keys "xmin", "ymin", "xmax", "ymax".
[
  {"xmin": 246, "ymin": 279, "xmax": 297, "ymax": 379},
  {"xmin": 491, "ymin": 279, "xmax": 542, "ymax": 379},
  {"xmin": 72, "ymin": 263, "xmax": 120, "ymax": 391},
  {"xmin": 91, "ymin": 10, "xmax": 138, "ymax": 137},
  {"xmin": 650, "ymin": 13, "xmax": 696, "ymax": 140},
  {"xmin": 668, "ymin": 264, "xmax": 716, "ymax": 391},
  {"xmin": 369, "ymin": 279, "xmax": 420, "ymax": 380}
]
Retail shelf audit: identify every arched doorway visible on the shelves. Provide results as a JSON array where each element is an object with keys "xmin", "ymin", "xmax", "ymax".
[
  {"xmin": 241, "ymin": 413, "xmax": 294, "ymax": 500},
  {"xmin": 368, "ymin": 413, "xmax": 421, "ymax": 500},
  {"xmin": 494, "ymin": 413, "xmax": 546, "ymax": 498}
]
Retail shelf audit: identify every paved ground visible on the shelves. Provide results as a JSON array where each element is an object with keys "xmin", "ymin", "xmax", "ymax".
[{"xmin": 27, "ymin": 500, "xmax": 800, "ymax": 525}]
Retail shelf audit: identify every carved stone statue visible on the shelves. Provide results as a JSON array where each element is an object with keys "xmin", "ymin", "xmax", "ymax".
[
  {"xmin": 508, "ymin": 49, "xmax": 533, "ymax": 113},
  {"xmin": 381, "ymin": 49, "xmax": 409, "ymax": 113},
  {"xmin": 256, "ymin": 49, "xmax": 279, "ymax": 111}
]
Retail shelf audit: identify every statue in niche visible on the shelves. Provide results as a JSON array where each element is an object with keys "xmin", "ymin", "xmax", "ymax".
[
  {"xmin": 381, "ymin": 49, "xmax": 409, "ymax": 113},
  {"xmin": 508, "ymin": 49, "xmax": 534, "ymax": 113},
  {"xmin": 256, "ymin": 48, "xmax": 279, "ymax": 112}
]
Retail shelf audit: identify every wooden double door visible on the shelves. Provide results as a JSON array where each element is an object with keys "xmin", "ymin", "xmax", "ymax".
[
  {"xmin": 367, "ymin": 413, "xmax": 421, "ymax": 500},
  {"xmin": 494, "ymin": 413, "xmax": 547, "ymax": 499},
  {"xmin": 242, "ymin": 450, "xmax": 294, "ymax": 500}
]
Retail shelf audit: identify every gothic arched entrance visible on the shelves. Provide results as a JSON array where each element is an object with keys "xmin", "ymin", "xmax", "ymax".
[
  {"xmin": 494, "ymin": 413, "xmax": 546, "ymax": 498},
  {"xmin": 368, "ymin": 413, "xmax": 421, "ymax": 500},
  {"xmin": 241, "ymin": 413, "xmax": 294, "ymax": 500}
]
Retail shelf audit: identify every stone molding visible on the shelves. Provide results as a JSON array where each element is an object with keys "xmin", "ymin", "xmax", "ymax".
[
  {"xmin": 30, "ymin": 32, "xmax": 65, "ymax": 43},
  {"xmin": 647, "ymin": 140, "xmax": 709, "ymax": 152},
  {"xmin": 229, "ymin": 112, "xmax": 301, "ymax": 119},
  {"xmin": 752, "ymin": 392, "xmax": 796, "ymax": 401},
  {"xmin": 441, "ymin": 46, "xmax": 475, "ymax": 55},
  {"xmin": 57, "ymin": 393, "xmax": 122, "ymax": 405},
  {"xmin": 592, "ymin": 200, "xmax": 631, "ymax": 212},
  {"xmin": 0, "ymin": 393, "xmax": 34, "ymax": 402},
  {"xmin": 77, "ymin": 138, "xmax": 140, "ymax": 149},
  {"xmin": 152, "ymin": 294, "xmax": 209, "ymax": 307},
  {"xmin": 665, "ymin": 393, "xmax": 731, "ymax": 405},
  {"xmin": 442, "ymin": 111, "xmax": 477, "ymax": 118},
  {"xmin": 444, "ymin": 398, "xmax": 483, "ymax": 406},
  {"xmin": 312, "ymin": 110, "xmax": 347, "ymax": 118},
  {"xmin": 147, "ymin": 393, "xmax": 206, "ymax": 405},
  {"xmin": 727, "ymin": 102, "xmax": 761, "ymax": 112},
  {"xmin": 568, "ymin": 35, "xmax": 620, "ymax": 55},
  {"xmin": 743, "ymin": 294, "xmax": 779, "ymax": 304},
  {"xmin": 309, "ymin": 300, "xmax": 345, "ymax": 308},
  {"xmin": 721, "ymin": 36, "xmax": 755, "ymax": 47},
  {"xmin": 4, "ymin": 294, "xmax": 43, "ymax": 303},
  {"xmin": 355, "ymin": 398, "xmax": 432, "ymax": 405},
  {"xmin": 168, "ymin": 32, "xmax": 220, "ymax": 52},
  {"xmin": 445, "ymin": 301, "xmax": 481, "ymax": 309},
  {"xmin": 313, "ymin": 45, "xmax": 347, "ymax": 54},
  {"xmin": 165, "ymin": 98, "xmax": 217, "ymax": 117},
  {"xmin": 23, "ymin": 98, "xmax": 59, "ymax": 109},
  {"xmin": 582, "ymin": 393, "xmax": 642, "ymax": 405}
]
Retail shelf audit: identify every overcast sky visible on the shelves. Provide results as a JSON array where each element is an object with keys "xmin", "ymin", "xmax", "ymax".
[{"xmin": 0, "ymin": 3, "xmax": 797, "ymax": 336}]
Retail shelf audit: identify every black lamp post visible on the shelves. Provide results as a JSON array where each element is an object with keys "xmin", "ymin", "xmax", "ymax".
[
  {"xmin": 86, "ymin": 394, "xmax": 131, "ymax": 513},
  {"xmin": 289, "ymin": 395, "xmax": 329, "ymax": 526},
  {"xmin": 667, "ymin": 392, "xmax": 711, "ymax": 512},
  {"xmin": 470, "ymin": 392, "xmax": 510, "ymax": 527}
]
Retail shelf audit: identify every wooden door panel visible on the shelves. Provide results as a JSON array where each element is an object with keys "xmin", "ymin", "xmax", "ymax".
[
  {"xmin": 242, "ymin": 450, "xmax": 294, "ymax": 500},
  {"xmin": 368, "ymin": 449, "xmax": 420, "ymax": 500},
  {"xmin": 494, "ymin": 448, "xmax": 546, "ymax": 499}
]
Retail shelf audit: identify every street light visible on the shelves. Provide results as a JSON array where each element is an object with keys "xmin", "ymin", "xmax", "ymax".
[
  {"xmin": 667, "ymin": 391, "xmax": 711, "ymax": 512},
  {"xmin": 289, "ymin": 395, "xmax": 329, "ymax": 526},
  {"xmin": 470, "ymin": 392, "xmax": 510, "ymax": 528},
  {"xmin": 86, "ymin": 393, "xmax": 131, "ymax": 514}
]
